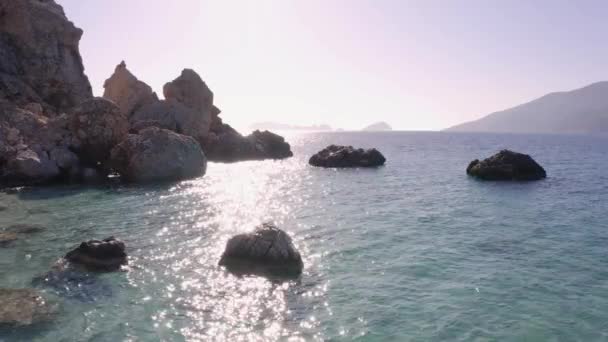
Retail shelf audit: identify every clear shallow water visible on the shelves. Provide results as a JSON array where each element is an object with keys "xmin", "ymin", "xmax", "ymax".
[{"xmin": 1, "ymin": 131, "xmax": 608, "ymax": 341}]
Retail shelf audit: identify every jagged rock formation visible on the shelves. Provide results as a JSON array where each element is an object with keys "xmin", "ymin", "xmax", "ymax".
[
  {"xmin": 0, "ymin": 288, "xmax": 57, "ymax": 326},
  {"xmin": 102, "ymin": 61, "xmax": 158, "ymax": 117},
  {"xmin": 110, "ymin": 127, "xmax": 207, "ymax": 183},
  {"xmin": 105, "ymin": 63, "xmax": 293, "ymax": 163},
  {"xmin": 0, "ymin": 0, "xmax": 92, "ymax": 113},
  {"xmin": 163, "ymin": 69, "xmax": 213, "ymax": 138},
  {"xmin": 0, "ymin": 0, "xmax": 292, "ymax": 188},
  {"xmin": 64, "ymin": 236, "xmax": 127, "ymax": 271},
  {"xmin": 309, "ymin": 145, "xmax": 386, "ymax": 168},
  {"xmin": 467, "ymin": 150, "xmax": 547, "ymax": 181},
  {"xmin": 220, "ymin": 223, "xmax": 303, "ymax": 276}
]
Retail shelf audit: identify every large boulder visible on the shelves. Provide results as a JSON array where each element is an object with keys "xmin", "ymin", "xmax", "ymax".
[
  {"xmin": 309, "ymin": 145, "xmax": 386, "ymax": 168},
  {"xmin": 64, "ymin": 236, "xmax": 127, "ymax": 271},
  {"xmin": 0, "ymin": 0, "xmax": 92, "ymax": 112},
  {"xmin": 110, "ymin": 127, "xmax": 207, "ymax": 183},
  {"xmin": 219, "ymin": 223, "xmax": 303, "ymax": 276},
  {"xmin": 103, "ymin": 61, "xmax": 158, "ymax": 117},
  {"xmin": 70, "ymin": 98, "xmax": 129, "ymax": 165},
  {"xmin": 0, "ymin": 288, "xmax": 57, "ymax": 326},
  {"xmin": 467, "ymin": 149, "xmax": 547, "ymax": 181},
  {"xmin": 163, "ymin": 69, "xmax": 213, "ymax": 137}
]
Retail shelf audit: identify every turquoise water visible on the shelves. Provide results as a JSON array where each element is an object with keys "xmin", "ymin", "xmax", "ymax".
[{"xmin": 1, "ymin": 131, "xmax": 608, "ymax": 341}]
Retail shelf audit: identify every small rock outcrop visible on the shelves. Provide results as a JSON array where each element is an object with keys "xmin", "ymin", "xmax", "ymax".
[
  {"xmin": 102, "ymin": 61, "xmax": 158, "ymax": 117},
  {"xmin": 466, "ymin": 149, "xmax": 547, "ymax": 181},
  {"xmin": 69, "ymin": 97, "xmax": 129, "ymax": 166},
  {"xmin": 0, "ymin": 288, "xmax": 57, "ymax": 326},
  {"xmin": 64, "ymin": 237, "xmax": 127, "ymax": 271},
  {"xmin": 0, "ymin": 0, "xmax": 92, "ymax": 112},
  {"xmin": 219, "ymin": 223, "xmax": 303, "ymax": 276},
  {"xmin": 110, "ymin": 127, "xmax": 207, "ymax": 183},
  {"xmin": 205, "ymin": 123, "xmax": 293, "ymax": 162},
  {"xmin": 309, "ymin": 145, "xmax": 386, "ymax": 168}
]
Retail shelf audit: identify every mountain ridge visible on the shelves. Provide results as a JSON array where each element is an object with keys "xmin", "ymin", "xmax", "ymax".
[{"xmin": 445, "ymin": 81, "xmax": 608, "ymax": 133}]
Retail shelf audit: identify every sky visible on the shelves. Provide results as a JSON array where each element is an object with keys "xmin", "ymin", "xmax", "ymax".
[{"xmin": 61, "ymin": 0, "xmax": 608, "ymax": 131}]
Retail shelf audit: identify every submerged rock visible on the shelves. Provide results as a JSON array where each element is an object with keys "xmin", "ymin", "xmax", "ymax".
[
  {"xmin": 110, "ymin": 127, "xmax": 207, "ymax": 183},
  {"xmin": 0, "ymin": 288, "xmax": 57, "ymax": 326},
  {"xmin": 64, "ymin": 237, "xmax": 127, "ymax": 271},
  {"xmin": 103, "ymin": 61, "xmax": 158, "ymax": 117},
  {"xmin": 0, "ymin": 232, "xmax": 18, "ymax": 246},
  {"xmin": 6, "ymin": 224, "xmax": 45, "ymax": 234},
  {"xmin": 467, "ymin": 149, "xmax": 546, "ymax": 181},
  {"xmin": 32, "ymin": 266, "xmax": 112, "ymax": 303},
  {"xmin": 309, "ymin": 145, "xmax": 386, "ymax": 168},
  {"xmin": 220, "ymin": 223, "xmax": 303, "ymax": 276}
]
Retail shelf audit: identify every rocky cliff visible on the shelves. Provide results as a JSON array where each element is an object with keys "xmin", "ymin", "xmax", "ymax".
[{"xmin": 0, "ymin": 0, "xmax": 292, "ymax": 187}]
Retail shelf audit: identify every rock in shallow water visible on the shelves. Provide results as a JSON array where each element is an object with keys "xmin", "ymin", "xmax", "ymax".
[
  {"xmin": 467, "ymin": 149, "xmax": 546, "ymax": 181},
  {"xmin": 220, "ymin": 223, "xmax": 303, "ymax": 276},
  {"xmin": 110, "ymin": 127, "xmax": 207, "ymax": 183},
  {"xmin": 0, "ymin": 288, "xmax": 57, "ymax": 326},
  {"xmin": 64, "ymin": 236, "xmax": 127, "ymax": 271},
  {"xmin": 309, "ymin": 145, "xmax": 386, "ymax": 168}
]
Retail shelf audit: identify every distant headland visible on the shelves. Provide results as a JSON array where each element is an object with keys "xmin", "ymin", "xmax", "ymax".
[
  {"xmin": 445, "ymin": 81, "xmax": 608, "ymax": 133},
  {"xmin": 362, "ymin": 122, "xmax": 392, "ymax": 131}
]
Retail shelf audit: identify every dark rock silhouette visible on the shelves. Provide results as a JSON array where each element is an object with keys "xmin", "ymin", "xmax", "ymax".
[
  {"xmin": 466, "ymin": 150, "xmax": 546, "ymax": 181},
  {"xmin": 64, "ymin": 237, "xmax": 127, "ymax": 271},
  {"xmin": 309, "ymin": 145, "xmax": 386, "ymax": 168},
  {"xmin": 220, "ymin": 223, "xmax": 303, "ymax": 277}
]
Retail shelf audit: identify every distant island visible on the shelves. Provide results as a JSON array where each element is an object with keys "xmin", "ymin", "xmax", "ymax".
[
  {"xmin": 250, "ymin": 122, "xmax": 332, "ymax": 131},
  {"xmin": 362, "ymin": 122, "xmax": 392, "ymax": 131},
  {"xmin": 445, "ymin": 81, "xmax": 608, "ymax": 133}
]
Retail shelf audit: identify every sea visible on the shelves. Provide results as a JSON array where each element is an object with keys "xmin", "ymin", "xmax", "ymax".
[{"xmin": 1, "ymin": 131, "xmax": 607, "ymax": 341}]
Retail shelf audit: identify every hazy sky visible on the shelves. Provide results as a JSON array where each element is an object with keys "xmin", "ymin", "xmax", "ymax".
[{"xmin": 61, "ymin": 0, "xmax": 608, "ymax": 131}]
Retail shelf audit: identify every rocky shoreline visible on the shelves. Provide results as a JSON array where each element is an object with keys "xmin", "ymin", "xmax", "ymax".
[{"xmin": 0, "ymin": 0, "xmax": 292, "ymax": 187}]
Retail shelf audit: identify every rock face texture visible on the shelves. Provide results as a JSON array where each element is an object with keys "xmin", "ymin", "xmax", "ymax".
[
  {"xmin": 309, "ymin": 145, "xmax": 386, "ymax": 168},
  {"xmin": 0, "ymin": 0, "xmax": 92, "ymax": 112},
  {"xmin": 69, "ymin": 98, "xmax": 129, "ymax": 166},
  {"xmin": 64, "ymin": 237, "xmax": 127, "ymax": 271},
  {"xmin": 0, "ymin": 103, "xmax": 79, "ymax": 184},
  {"xmin": 467, "ymin": 150, "xmax": 547, "ymax": 181},
  {"xmin": 220, "ymin": 223, "xmax": 303, "ymax": 276},
  {"xmin": 102, "ymin": 61, "xmax": 158, "ymax": 117},
  {"xmin": 163, "ymin": 69, "xmax": 213, "ymax": 138},
  {"xmin": 0, "ymin": 288, "xmax": 57, "ymax": 326},
  {"xmin": 110, "ymin": 127, "xmax": 207, "ymax": 183},
  {"xmin": 131, "ymin": 100, "xmax": 202, "ymax": 137}
]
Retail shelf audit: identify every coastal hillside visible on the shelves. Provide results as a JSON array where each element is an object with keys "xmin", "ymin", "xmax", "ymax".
[{"xmin": 445, "ymin": 82, "xmax": 608, "ymax": 133}]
